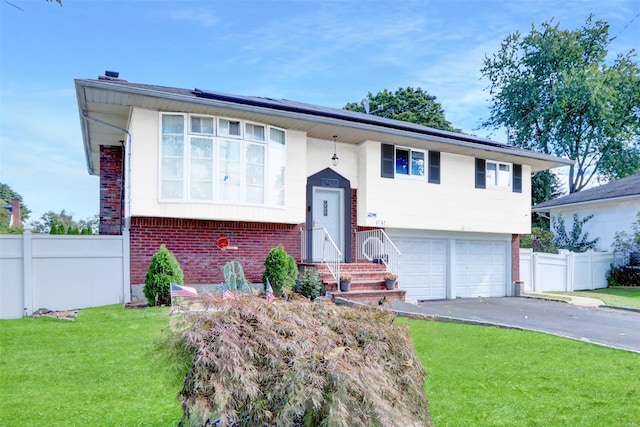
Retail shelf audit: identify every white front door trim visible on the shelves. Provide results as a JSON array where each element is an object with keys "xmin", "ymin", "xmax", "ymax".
[{"xmin": 312, "ymin": 186, "xmax": 345, "ymax": 261}]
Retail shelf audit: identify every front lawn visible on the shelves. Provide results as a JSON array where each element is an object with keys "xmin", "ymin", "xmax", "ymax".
[
  {"xmin": 1, "ymin": 305, "xmax": 639, "ymax": 426},
  {"xmin": 0, "ymin": 305, "xmax": 182, "ymax": 426},
  {"xmin": 409, "ymin": 320, "xmax": 640, "ymax": 427}
]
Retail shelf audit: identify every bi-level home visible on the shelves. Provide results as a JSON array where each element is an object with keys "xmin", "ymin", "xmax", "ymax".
[{"xmin": 75, "ymin": 73, "xmax": 571, "ymax": 302}]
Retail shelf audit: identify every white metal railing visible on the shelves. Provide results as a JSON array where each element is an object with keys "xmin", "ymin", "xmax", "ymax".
[
  {"xmin": 355, "ymin": 229, "xmax": 401, "ymax": 279},
  {"xmin": 301, "ymin": 227, "xmax": 341, "ymax": 282}
]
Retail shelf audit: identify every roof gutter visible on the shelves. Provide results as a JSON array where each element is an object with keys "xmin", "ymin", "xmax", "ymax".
[{"xmin": 532, "ymin": 193, "xmax": 640, "ymax": 212}]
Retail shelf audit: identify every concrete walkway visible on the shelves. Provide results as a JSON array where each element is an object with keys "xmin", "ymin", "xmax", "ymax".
[
  {"xmin": 524, "ymin": 292, "xmax": 605, "ymax": 307},
  {"xmin": 389, "ymin": 296, "xmax": 640, "ymax": 353}
]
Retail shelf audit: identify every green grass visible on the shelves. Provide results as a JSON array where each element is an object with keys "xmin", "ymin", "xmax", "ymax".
[
  {"xmin": 0, "ymin": 305, "xmax": 182, "ymax": 426},
  {"xmin": 551, "ymin": 287, "xmax": 640, "ymax": 309},
  {"xmin": 2, "ymin": 305, "xmax": 640, "ymax": 426},
  {"xmin": 408, "ymin": 320, "xmax": 640, "ymax": 427}
]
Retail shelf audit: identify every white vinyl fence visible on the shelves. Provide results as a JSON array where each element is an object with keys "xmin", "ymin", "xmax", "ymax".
[
  {"xmin": 0, "ymin": 231, "xmax": 129, "ymax": 319},
  {"xmin": 519, "ymin": 248, "xmax": 614, "ymax": 293}
]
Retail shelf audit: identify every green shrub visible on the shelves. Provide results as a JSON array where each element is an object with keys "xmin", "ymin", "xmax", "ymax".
[
  {"xmin": 170, "ymin": 298, "xmax": 433, "ymax": 427},
  {"xmin": 144, "ymin": 244, "xmax": 184, "ymax": 306},
  {"xmin": 262, "ymin": 244, "xmax": 297, "ymax": 297},
  {"xmin": 520, "ymin": 227, "xmax": 558, "ymax": 253},
  {"xmin": 607, "ymin": 264, "xmax": 640, "ymax": 287},
  {"xmin": 300, "ymin": 267, "xmax": 323, "ymax": 300}
]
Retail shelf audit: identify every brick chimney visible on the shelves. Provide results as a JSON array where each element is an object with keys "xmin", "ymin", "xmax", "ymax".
[{"xmin": 11, "ymin": 197, "xmax": 20, "ymax": 227}]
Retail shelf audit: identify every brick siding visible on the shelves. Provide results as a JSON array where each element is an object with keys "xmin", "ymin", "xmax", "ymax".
[
  {"xmin": 99, "ymin": 145, "xmax": 124, "ymax": 235},
  {"xmin": 511, "ymin": 234, "xmax": 520, "ymax": 282},
  {"xmin": 129, "ymin": 217, "xmax": 303, "ymax": 285}
]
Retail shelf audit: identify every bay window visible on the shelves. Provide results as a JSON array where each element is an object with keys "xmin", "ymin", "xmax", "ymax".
[{"xmin": 160, "ymin": 113, "xmax": 286, "ymax": 206}]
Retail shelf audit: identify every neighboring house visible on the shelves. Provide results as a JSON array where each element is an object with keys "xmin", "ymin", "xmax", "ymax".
[
  {"xmin": 75, "ymin": 73, "xmax": 570, "ymax": 301},
  {"xmin": 532, "ymin": 173, "xmax": 640, "ymax": 252}
]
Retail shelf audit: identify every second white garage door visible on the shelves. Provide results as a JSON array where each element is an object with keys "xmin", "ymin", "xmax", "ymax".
[
  {"xmin": 394, "ymin": 239, "xmax": 447, "ymax": 300},
  {"xmin": 455, "ymin": 241, "xmax": 507, "ymax": 297}
]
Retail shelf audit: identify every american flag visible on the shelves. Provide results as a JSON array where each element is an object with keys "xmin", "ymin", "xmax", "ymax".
[
  {"xmin": 171, "ymin": 283, "xmax": 198, "ymax": 298},
  {"xmin": 221, "ymin": 284, "xmax": 235, "ymax": 299},
  {"xmin": 265, "ymin": 278, "xmax": 275, "ymax": 302}
]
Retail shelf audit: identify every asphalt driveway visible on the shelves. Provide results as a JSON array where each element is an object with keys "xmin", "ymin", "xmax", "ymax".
[{"xmin": 391, "ymin": 297, "xmax": 640, "ymax": 353}]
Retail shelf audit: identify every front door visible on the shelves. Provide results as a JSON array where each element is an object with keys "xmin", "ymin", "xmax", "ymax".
[{"xmin": 312, "ymin": 187, "xmax": 344, "ymax": 261}]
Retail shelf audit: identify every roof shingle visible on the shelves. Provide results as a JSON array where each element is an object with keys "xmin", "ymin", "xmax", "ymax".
[{"xmin": 533, "ymin": 173, "xmax": 640, "ymax": 210}]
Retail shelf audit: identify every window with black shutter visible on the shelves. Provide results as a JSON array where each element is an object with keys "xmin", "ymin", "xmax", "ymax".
[
  {"xmin": 381, "ymin": 143, "xmax": 394, "ymax": 178},
  {"xmin": 513, "ymin": 164, "xmax": 522, "ymax": 193},
  {"xmin": 475, "ymin": 158, "xmax": 486, "ymax": 189},
  {"xmin": 428, "ymin": 151, "xmax": 440, "ymax": 184}
]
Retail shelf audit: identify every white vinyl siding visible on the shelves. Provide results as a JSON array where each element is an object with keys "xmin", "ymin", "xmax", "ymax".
[
  {"xmin": 159, "ymin": 112, "xmax": 286, "ymax": 207},
  {"xmin": 268, "ymin": 128, "xmax": 286, "ymax": 206}
]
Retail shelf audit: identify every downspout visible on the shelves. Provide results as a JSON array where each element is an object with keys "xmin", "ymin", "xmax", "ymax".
[
  {"xmin": 81, "ymin": 111, "xmax": 132, "ymax": 304},
  {"xmin": 80, "ymin": 111, "xmax": 132, "ymax": 234}
]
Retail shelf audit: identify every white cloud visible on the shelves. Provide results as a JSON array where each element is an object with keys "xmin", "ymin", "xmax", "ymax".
[{"xmin": 168, "ymin": 7, "xmax": 219, "ymax": 27}]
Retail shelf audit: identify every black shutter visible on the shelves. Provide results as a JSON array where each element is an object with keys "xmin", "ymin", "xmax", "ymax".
[
  {"xmin": 428, "ymin": 151, "xmax": 440, "ymax": 184},
  {"xmin": 475, "ymin": 158, "xmax": 486, "ymax": 189},
  {"xmin": 381, "ymin": 143, "xmax": 394, "ymax": 178},
  {"xmin": 513, "ymin": 164, "xmax": 522, "ymax": 193}
]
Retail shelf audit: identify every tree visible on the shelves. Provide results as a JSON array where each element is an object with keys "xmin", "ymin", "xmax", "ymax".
[
  {"xmin": 482, "ymin": 16, "xmax": 640, "ymax": 193},
  {"xmin": 344, "ymin": 87, "xmax": 459, "ymax": 132},
  {"xmin": 531, "ymin": 170, "xmax": 563, "ymax": 228},
  {"xmin": 30, "ymin": 210, "xmax": 98, "ymax": 235},
  {"xmin": 0, "ymin": 183, "xmax": 30, "ymax": 234},
  {"xmin": 0, "ymin": 183, "xmax": 31, "ymax": 221},
  {"xmin": 552, "ymin": 213, "xmax": 599, "ymax": 252}
]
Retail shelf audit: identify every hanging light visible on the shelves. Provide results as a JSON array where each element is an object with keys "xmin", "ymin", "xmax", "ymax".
[{"xmin": 331, "ymin": 135, "xmax": 339, "ymax": 166}]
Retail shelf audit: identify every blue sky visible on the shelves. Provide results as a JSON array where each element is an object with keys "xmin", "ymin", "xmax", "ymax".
[{"xmin": 1, "ymin": 0, "xmax": 638, "ymax": 224}]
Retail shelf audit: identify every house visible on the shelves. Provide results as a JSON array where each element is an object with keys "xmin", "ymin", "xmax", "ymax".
[
  {"xmin": 75, "ymin": 73, "xmax": 571, "ymax": 302},
  {"xmin": 532, "ymin": 173, "xmax": 640, "ymax": 252}
]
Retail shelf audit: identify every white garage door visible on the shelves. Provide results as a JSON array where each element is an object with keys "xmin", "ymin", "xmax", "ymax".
[
  {"xmin": 455, "ymin": 241, "xmax": 507, "ymax": 297},
  {"xmin": 394, "ymin": 239, "xmax": 447, "ymax": 300}
]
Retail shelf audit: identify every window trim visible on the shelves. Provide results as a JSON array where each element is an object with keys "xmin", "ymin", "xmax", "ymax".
[
  {"xmin": 476, "ymin": 158, "xmax": 521, "ymax": 192},
  {"xmin": 218, "ymin": 117, "xmax": 243, "ymax": 139},
  {"xmin": 158, "ymin": 112, "xmax": 286, "ymax": 207},
  {"xmin": 394, "ymin": 145, "xmax": 426, "ymax": 178},
  {"xmin": 486, "ymin": 160, "xmax": 512, "ymax": 189},
  {"xmin": 381, "ymin": 143, "xmax": 439, "ymax": 183}
]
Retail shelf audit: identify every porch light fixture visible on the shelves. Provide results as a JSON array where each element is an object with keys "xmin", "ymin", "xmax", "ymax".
[{"xmin": 331, "ymin": 135, "xmax": 339, "ymax": 166}]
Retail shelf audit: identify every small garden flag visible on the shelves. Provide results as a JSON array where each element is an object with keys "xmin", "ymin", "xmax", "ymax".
[
  {"xmin": 221, "ymin": 284, "xmax": 235, "ymax": 299},
  {"xmin": 171, "ymin": 283, "xmax": 198, "ymax": 298},
  {"xmin": 265, "ymin": 278, "xmax": 275, "ymax": 303}
]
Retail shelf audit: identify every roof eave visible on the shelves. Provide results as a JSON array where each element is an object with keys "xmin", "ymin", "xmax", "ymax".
[
  {"xmin": 75, "ymin": 79, "xmax": 96, "ymax": 175},
  {"xmin": 532, "ymin": 193, "xmax": 640, "ymax": 212},
  {"xmin": 75, "ymin": 78, "xmax": 573, "ymax": 171}
]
